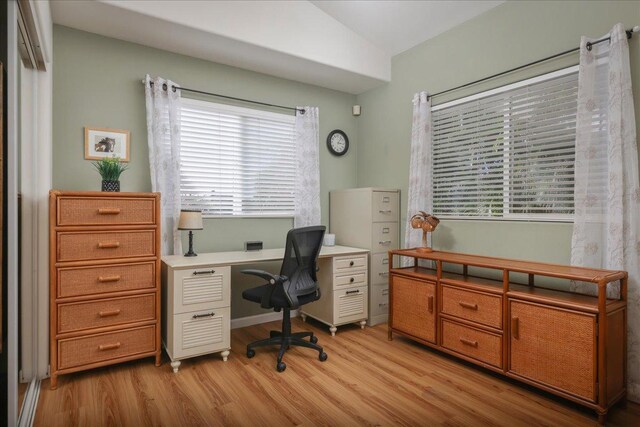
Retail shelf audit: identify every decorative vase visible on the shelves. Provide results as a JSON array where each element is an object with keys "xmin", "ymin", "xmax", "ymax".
[{"xmin": 101, "ymin": 180, "xmax": 120, "ymax": 192}]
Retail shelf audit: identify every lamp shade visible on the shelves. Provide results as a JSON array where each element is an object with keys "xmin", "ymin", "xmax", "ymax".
[{"xmin": 178, "ymin": 209, "xmax": 203, "ymax": 230}]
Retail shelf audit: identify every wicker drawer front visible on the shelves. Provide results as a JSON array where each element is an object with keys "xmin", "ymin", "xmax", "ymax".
[
  {"xmin": 441, "ymin": 319, "xmax": 502, "ymax": 368},
  {"xmin": 390, "ymin": 275, "xmax": 436, "ymax": 343},
  {"xmin": 334, "ymin": 272, "xmax": 367, "ymax": 289},
  {"xmin": 57, "ymin": 230, "xmax": 156, "ymax": 262},
  {"xmin": 173, "ymin": 266, "xmax": 230, "ymax": 314},
  {"xmin": 57, "ymin": 196, "xmax": 155, "ymax": 226},
  {"xmin": 372, "ymin": 191, "xmax": 399, "ymax": 222},
  {"xmin": 334, "ymin": 286, "xmax": 367, "ymax": 324},
  {"xmin": 333, "ymin": 255, "xmax": 367, "ymax": 274},
  {"xmin": 509, "ymin": 300, "xmax": 596, "ymax": 402},
  {"xmin": 371, "ymin": 222, "xmax": 399, "ymax": 253},
  {"xmin": 57, "ymin": 262, "xmax": 156, "ymax": 298},
  {"xmin": 371, "ymin": 253, "xmax": 390, "ymax": 286},
  {"xmin": 58, "ymin": 325, "xmax": 156, "ymax": 370},
  {"xmin": 442, "ymin": 285, "xmax": 502, "ymax": 329},
  {"xmin": 370, "ymin": 284, "xmax": 389, "ymax": 317},
  {"xmin": 173, "ymin": 307, "xmax": 230, "ymax": 359},
  {"xmin": 58, "ymin": 294, "xmax": 156, "ymax": 334}
]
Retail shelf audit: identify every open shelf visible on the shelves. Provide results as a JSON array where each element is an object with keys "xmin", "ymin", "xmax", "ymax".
[{"xmin": 389, "ymin": 267, "xmax": 437, "ymax": 282}]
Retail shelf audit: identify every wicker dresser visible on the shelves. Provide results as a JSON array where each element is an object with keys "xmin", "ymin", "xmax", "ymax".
[{"xmin": 49, "ymin": 191, "xmax": 161, "ymax": 389}]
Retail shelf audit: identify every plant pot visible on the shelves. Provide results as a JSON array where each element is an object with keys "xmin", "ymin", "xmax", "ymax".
[{"xmin": 101, "ymin": 180, "xmax": 120, "ymax": 192}]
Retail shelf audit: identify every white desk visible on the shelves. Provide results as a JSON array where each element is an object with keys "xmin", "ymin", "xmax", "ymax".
[{"xmin": 161, "ymin": 245, "xmax": 369, "ymax": 372}]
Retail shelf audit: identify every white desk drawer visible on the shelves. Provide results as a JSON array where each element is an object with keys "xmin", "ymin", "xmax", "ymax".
[
  {"xmin": 371, "ymin": 222, "xmax": 399, "ymax": 253},
  {"xmin": 173, "ymin": 307, "xmax": 230, "ymax": 359},
  {"xmin": 372, "ymin": 191, "xmax": 399, "ymax": 222},
  {"xmin": 173, "ymin": 266, "xmax": 230, "ymax": 314},
  {"xmin": 334, "ymin": 271, "xmax": 367, "ymax": 289},
  {"xmin": 334, "ymin": 286, "xmax": 368, "ymax": 324},
  {"xmin": 333, "ymin": 255, "xmax": 367, "ymax": 274},
  {"xmin": 371, "ymin": 253, "xmax": 390, "ymax": 285},
  {"xmin": 371, "ymin": 284, "xmax": 389, "ymax": 317}
]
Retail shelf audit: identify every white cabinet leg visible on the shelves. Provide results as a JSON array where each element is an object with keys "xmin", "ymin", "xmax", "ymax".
[
  {"xmin": 360, "ymin": 320, "xmax": 366, "ymax": 330},
  {"xmin": 329, "ymin": 326, "xmax": 337, "ymax": 337},
  {"xmin": 170, "ymin": 360, "xmax": 181, "ymax": 373},
  {"xmin": 300, "ymin": 313, "xmax": 307, "ymax": 322},
  {"xmin": 221, "ymin": 350, "xmax": 230, "ymax": 362}
]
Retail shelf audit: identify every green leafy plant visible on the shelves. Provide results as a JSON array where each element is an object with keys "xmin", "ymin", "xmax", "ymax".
[{"xmin": 92, "ymin": 157, "xmax": 129, "ymax": 181}]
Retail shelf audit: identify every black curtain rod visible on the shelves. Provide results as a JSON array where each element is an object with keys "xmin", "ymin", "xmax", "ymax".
[
  {"xmin": 146, "ymin": 80, "xmax": 305, "ymax": 114},
  {"xmin": 428, "ymin": 27, "xmax": 636, "ymax": 101}
]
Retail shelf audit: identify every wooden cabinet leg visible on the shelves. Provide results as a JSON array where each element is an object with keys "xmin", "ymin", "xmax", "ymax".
[
  {"xmin": 329, "ymin": 326, "xmax": 337, "ymax": 337},
  {"xmin": 221, "ymin": 350, "xmax": 230, "ymax": 362},
  {"xmin": 597, "ymin": 410, "xmax": 607, "ymax": 425},
  {"xmin": 388, "ymin": 329, "xmax": 393, "ymax": 341},
  {"xmin": 170, "ymin": 360, "xmax": 181, "ymax": 373},
  {"xmin": 50, "ymin": 374, "xmax": 58, "ymax": 390},
  {"xmin": 155, "ymin": 352, "xmax": 162, "ymax": 367}
]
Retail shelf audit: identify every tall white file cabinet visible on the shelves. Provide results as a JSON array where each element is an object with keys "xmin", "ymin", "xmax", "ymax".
[{"xmin": 329, "ymin": 188, "xmax": 400, "ymax": 326}]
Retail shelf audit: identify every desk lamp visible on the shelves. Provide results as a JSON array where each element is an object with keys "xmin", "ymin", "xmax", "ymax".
[{"xmin": 178, "ymin": 209, "xmax": 203, "ymax": 257}]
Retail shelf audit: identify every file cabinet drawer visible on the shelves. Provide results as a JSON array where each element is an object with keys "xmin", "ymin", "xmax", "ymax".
[
  {"xmin": 334, "ymin": 286, "xmax": 368, "ymax": 324},
  {"xmin": 173, "ymin": 266, "xmax": 231, "ymax": 314},
  {"xmin": 58, "ymin": 293, "xmax": 156, "ymax": 334},
  {"xmin": 334, "ymin": 271, "xmax": 367, "ymax": 289},
  {"xmin": 441, "ymin": 319, "xmax": 502, "ymax": 368},
  {"xmin": 334, "ymin": 254, "xmax": 367, "ymax": 274},
  {"xmin": 371, "ymin": 222, "xmax": 399, "ymax": 252},
  {"xmin": 57, "ymin": 230, "xmax": 156, "ymax": 262},
  {"xmin": 442, "ymin": 285, "xmax": 502, "ymax": 329},
  {"xmin": 57, "ymin": 262, "xmax": 156, "ymax": 299},
  {"xmin": 371, "ymin": 253, "xmax": 390, "ymax": 285},
  {"xmin": 371, "ymin": 284, "xmax": 389, "ymax": 317},
  {"xmin": 372, "ymin": 191, "xmax": 399, "ymax": 222},
  {"xmin": 58, "ymin": 325, "xmax": 156, "ymax": 370},
  {"xmin": 172, "ymin": 307, "xmax": 230, "ymax": 359},
  {"xmin": 57, "ymin": 196, "xmax": 156, "ymax": 226}
]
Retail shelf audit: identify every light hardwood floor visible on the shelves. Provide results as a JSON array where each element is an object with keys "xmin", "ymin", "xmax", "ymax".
[{"xmin": 35, "ymin": 318, "xmax": 639, "ymax": 426}]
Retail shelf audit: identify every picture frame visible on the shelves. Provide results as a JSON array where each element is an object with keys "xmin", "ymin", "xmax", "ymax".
[{"xmin": 84, "ymin": 126, "xmax": 130, "ymax": 162}]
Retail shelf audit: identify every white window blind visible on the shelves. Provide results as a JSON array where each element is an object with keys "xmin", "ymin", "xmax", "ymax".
[
  {"xmin": 180, "ymin": 98, "xmax": 296, "ymax": 217},
  {"xmin": 432, "ymin": 66, "xmax": 579, "ymax": 220}
]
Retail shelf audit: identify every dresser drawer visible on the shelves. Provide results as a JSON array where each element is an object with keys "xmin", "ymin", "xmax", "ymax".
[
  {"xmin": 371, "ymin": 253, "xmax": 390, "ymax": 285},
  {"xmin": 334, "ymin": 286, "xmax": 367, "ymax": 324},
  {"xmin": 57, "ymin": 325, "xmax": 156, "ymax": 370},
  {"xmin": 57, "ymin": 261, "xmax": 156, "ymax": 299},
  {"xmin": 370, "ymin": 284, "xmax": 389, "ymax": 317},
  {"xmin": 371, "ymin": 222, "xmax": 399, "ymax": 253},
  {"xmin": 333, "ymin": 254, "xmax": 367, "ymax": 274},
  {"xmin": 442, "ymin": 285, "xmax": 502, "ymax": 329},
  {"xmin": 58, "ymin": 294, "xmax": 156, "ymax": 334},
  {"xmin": 172, "ymin": 307, "xmax": 230, "ymax": 359},
  {"xmin": 372, "ymin": 191, "xmax": 399, "ymax": 222},
  {"xmin": 173, "ymin": 266, "xmax": 230, "ymax": 314},
  {"xmin": 57, "ymin": 196, "xmax": 156, "ymax": 226},
  {"xmin": 57, "ymin": 230, "xmax": 156, "ymax": 262},
  {"xmin": 334, "ymin": 271, "xmax": 367, "ymax": 289},
  {"xmin": 441, "ymin": 319, "xmax": 502, "ymax": 368}
]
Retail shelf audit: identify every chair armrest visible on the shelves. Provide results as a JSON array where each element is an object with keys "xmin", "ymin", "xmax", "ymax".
[{"xmin": 242, "ymin": 269, "xmax": 280, "ymax": 285}]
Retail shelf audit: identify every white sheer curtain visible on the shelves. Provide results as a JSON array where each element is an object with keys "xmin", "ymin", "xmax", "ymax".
[
  {"xmin": 294, "ymin": 107, "xmax": 321, "ymax": 227},
  {"xmin": 403, "ymin": 92, "xmax": 433, "ymax": 264},
  {"xmin": 145, "ymin": 74, "xmax": 183, "ymax": 256},
  {"xmin": 570, "ymin": 24, "xmax": 639, "ymax": 402}
]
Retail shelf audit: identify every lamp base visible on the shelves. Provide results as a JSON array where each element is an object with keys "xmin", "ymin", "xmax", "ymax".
[
  {"xmin": 184, "ymin": 252, "xmax": 198, "ymax": 257},
  {"xmin": 184, "ymin": 230, "xmax": 198, "ymax": 257}
]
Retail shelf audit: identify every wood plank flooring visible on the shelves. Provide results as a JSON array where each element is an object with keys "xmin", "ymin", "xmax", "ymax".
[{"xmin": 34, "ymin": 318, "xmax": 640, "ymax": 426}]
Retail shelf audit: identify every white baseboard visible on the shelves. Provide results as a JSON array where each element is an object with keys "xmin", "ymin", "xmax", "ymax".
[{"xmin": 231, "ymin": 309, "xmax": 299, "ymax": 330}]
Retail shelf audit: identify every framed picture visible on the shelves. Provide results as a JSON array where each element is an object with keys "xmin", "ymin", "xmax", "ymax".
[{"xmin": 84, "ymin": 127, "xmax": 130, "ymax": 162}]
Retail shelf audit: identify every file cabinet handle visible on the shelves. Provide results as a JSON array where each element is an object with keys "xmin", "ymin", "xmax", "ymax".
[
  {"xmin": 98, "ymin": 275, "xmax": 121, "ymax": 283},
  {"xmin": 378, "ymin": 210, "xmax": 392, "ymax": 214},
  {"xmin": 193, "ymin": 312, "xmax": 215, "ymax": 319},
  {"xmin": 427, "ymin": 296, "xmax": 434, "ymax": 313},
  {"xmin": 98, "ymin": 242, "xmax": 120, "ymax": 249},
  {"xmin": 512, "ymin": 317, "xmax": 519, "ymax": 339},
  {"xmin": 379, "ymin": 240, "xmax": 392, "ymax": 245},
  {"xmin": 379, "ymin": 272, "xmax": 389, "ymax": 277},
  {"xmin": 459, "ymin": 301, "xmax": 478, "ymax": 310},
  {"xmin": 382, "ymin": 258, "xmax": 389, "ymax": 265},
  {"xmin": 98, "ymin": 342, "xmax": 121, "ymax": 351},
  {"xmin": 459, "ymin": 337, "xmax": 478, "ymax": 348},
  {"xmin": 98, "ymin": 208, "xmax": 121, "ymax": 215},
  {"xmin": 382, "ymin": 196, "xmax": 390, "ymax": 203},
  {"xmin": 193, "ymin": 269, "xmax": 216, "ymax": 275},
  {"xmin": 98, "ymin": 309, "xmax": 121, "ymax": 318}
]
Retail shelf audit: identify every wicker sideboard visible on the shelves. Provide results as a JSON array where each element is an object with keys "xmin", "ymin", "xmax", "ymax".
[
  {"xmin": 388, "ymin": 249, "xmax": 627, "ymax": 424},
  {"xmin": 49, "ymin": 191, "xmax": 162, "ymax": 388}
]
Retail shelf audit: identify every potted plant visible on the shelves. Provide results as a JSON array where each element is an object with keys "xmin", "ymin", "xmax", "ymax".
[{"xmin": 92, "ymin": 157, "xmax": 129, "ymax": 192}]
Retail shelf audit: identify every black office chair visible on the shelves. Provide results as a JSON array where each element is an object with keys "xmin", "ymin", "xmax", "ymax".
[{"xmin": 241, "ymin": 226, "xmax": 328, "ymax": 372}]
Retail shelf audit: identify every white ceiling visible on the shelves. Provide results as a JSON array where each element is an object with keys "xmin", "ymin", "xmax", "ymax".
[
  {"xmin": 311, "ymin": 1, "xmax": 504, "ymax": 56},
  {"xmin": 50, "ymin": 0, "xmax": 504, "ymax": 94}
]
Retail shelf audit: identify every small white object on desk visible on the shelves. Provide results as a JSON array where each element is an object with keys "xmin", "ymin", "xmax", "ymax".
[{"xmin": 324, "ymin": 233, "xmax": 336, "ymax": 246}]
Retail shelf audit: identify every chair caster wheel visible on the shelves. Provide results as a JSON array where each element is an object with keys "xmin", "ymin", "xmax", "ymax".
[
  {"xmin": 310, "ymin": 335, "xmax": 318, "ymax": 344},
  {"xmin": 247, "ymin": 349, "xmax": 255, "ymax": 358},
  {"xmin": 319, "ymin": 352, "xmax": 328, "ymax": 362},
  {"xmin": 276, "ymin": 362, "xmax": 286, "ymax": 372}
]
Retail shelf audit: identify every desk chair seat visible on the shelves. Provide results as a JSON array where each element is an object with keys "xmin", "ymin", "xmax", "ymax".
[{"xmin": 242, "ymin": 226, "xmax": 328, "ymax": 372}]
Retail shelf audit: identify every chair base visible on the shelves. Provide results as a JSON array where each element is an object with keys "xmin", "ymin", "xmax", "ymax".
[{"xmin": 246, "ymin": 308, "xmax": 327, "ymax": 372}]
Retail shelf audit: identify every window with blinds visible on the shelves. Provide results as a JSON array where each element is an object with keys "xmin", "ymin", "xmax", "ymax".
[
  {"xmin": 180, "ymin": 98, "xmax": 296, "ymax": 217},
  {"xmin": 432, "ymin": 66, "xmax": 578, "ymax": 220}
]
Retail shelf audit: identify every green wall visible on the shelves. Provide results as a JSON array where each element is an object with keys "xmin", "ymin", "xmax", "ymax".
[
  {"xmin": 52, "ymin": 25, "xmax": 359, "ymax": 318},
  {"xmin": 356, "ymin": 0, "xmax": 640, "ymax": 265}
]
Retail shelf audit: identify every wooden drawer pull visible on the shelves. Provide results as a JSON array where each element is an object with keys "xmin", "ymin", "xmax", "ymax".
[
  {"xmin": 459, "ymin": 301, "xmax": 478, "ymax": 310},
  {"xmin": 98, "ymin": 275, "xmax": 121, "ymax": 283},
  {"xmin": 98, "ymin": 342, "xmax": 121, "ymax": 351},
  {"xmin": 98, "ymin": 309, "xmax": 121, "ymax": 318},
  {"xmin": 428, "ymin": 295, "xmax": 434, "ymax": 313},
  {"xmin": 98, "ymin": 208, "xmax": 121, "ymax": 215},
  {"xmin": 98, "ymin": 242, "xmax": 120, "ymax": 249},
  {"xmin": 459, "ymin": 337, "xmax": 478, "ymax": 348},
  {"xmin": 512, "ymin": 317, "xmax": 519, "ymax": 339}
]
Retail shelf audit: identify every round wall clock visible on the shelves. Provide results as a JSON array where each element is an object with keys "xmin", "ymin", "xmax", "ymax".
[{"xmin": 327, "ymin": 130, "xmax": 349, "ymax": 156}]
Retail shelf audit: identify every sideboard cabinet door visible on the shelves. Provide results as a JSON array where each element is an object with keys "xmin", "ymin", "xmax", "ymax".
[
  {"xmin": 509, "ymin": 299, "xmax": 597, "ymax": 402},
  {"xmin": 390, "ymin": 276, "xmax": 436, "ymax": 343}
]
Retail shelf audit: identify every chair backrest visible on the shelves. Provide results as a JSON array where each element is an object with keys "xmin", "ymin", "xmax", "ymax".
[{"xmin": 280, "ymin": 226, "xmax": 326, "ymax": 306}]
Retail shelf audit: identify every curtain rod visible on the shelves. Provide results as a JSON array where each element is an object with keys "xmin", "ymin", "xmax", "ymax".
[
  {"xmin": 142, "ymin": 80, "xmax": 305, "ymax": 114},
  {"xmin": 428, "ymin": 26, "xmax": 639, "ymax": 101}
]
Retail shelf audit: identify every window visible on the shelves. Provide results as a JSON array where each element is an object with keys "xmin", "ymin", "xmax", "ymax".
[
  {"xmin": 432, "ymin": 66, "xmax": 579, "ymax": 221},
  {"xmin": 180, "ymin": 98, "xmax": 296, "ymax": 217}
]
